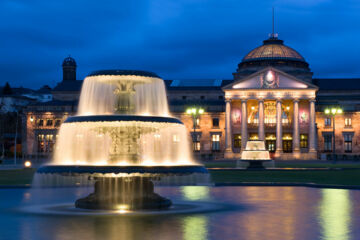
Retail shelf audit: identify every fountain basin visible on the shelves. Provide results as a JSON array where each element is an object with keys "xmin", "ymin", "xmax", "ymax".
[{"xmin": 37, "ymin": 165, "xmax": 208, "ymax": 175}]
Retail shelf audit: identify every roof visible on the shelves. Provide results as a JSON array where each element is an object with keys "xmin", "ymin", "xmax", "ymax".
[
  {"xmin": 165, "ymin": 79, "xmax": 232, "ymax": 91},
  {"xmin": 52, "ymin": 80, "xmax": 83, "ymax": 92},
  {"xmin": 62, "ymin": 56, "xmax": 76, "ymax": 67},
  {"xmin": 88, "ymin": 70, "xmax": 160, "ymax": 78},
  {"xmin": 29, "ymin": 99, "xmax": 78, "ymax": 106},
  {"xmin": 313, "ymin": 78, "xmax": 360, "ymax": 91},
  {"xmin": 242, "ymin": 37, "xmax": 305, "ymax": 63}
]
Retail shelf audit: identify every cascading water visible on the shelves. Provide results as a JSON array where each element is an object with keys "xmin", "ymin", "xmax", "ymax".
[{"xmin": 34, "ymin": 70, "xmax": 208, "ymax": 210}]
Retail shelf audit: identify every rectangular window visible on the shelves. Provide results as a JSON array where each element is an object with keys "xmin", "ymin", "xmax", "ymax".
[
  {"xmin": 182, "ymin": 96, "xmax": 187, "ymax": 100},
  {"xmin": 345, "ymin": 118, "xmax": 352, "ymax": 127},
  {"xmin": 325, "ymin": 118, "xmax": 331, "ymax": 127},
  {"xmin": 344, "ymin": 134, "xmax": 353, "ymax": 153},
  {"xmin": 324, "ymin": 134, "xmax": 332, "ymax": 152},
  {"xmin": 46, "ymin": 119, "xmax": 53, "ymax": 126},
  {"xmin": 211, "ymin": 134, "xmax": 221, "ymax": 151},
  {"xmin": 196, "ymin": 118, "xmax": 200, "ymax": 128},
  {"xmin": 212, "ymin": 118, "xmax": 219, "ymax": 128},
  {"xmin": 192, "ymin": 133, "xmax": 201, "ymax": 152},
  {"xmin": 37, "ymin": 134, "xmax": 45, "ymax": 152},
  {"xmin": 37, "ymin": 119, "xmax": 44, "ymax": 127},
  {"xmin": 233, "ymin": 134, "xmax": 241, "ymax": 148},
  {"xmin": 300, "ymin": 134, "xmax": 308, "ymax": 148},
  {"xmin": 45, "ymin": 134, "xmax": 54, "ymax": 152},
  {"xmin": 54, "ymin": 119, "xmax": 61, "ymax": 127}
]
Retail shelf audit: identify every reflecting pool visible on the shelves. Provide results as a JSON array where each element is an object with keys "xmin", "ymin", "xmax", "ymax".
[{"xmin": 1, "ymin": 186, "xmax": 360, "ymax": 240}]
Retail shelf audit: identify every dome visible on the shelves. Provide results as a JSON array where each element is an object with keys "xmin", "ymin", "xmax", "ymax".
[
  {"xmin": 62, "ymin": 56, "xmax": 77, "ymax": 67},
  {"xmin": 242, "ymin": 37, "xmax": 305, "ymax": 63},
  {"xmin": 235, "ymin": 36, "xmax": 313, "ymax": 82}
]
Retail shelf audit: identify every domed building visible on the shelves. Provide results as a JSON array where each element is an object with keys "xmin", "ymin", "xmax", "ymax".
[{"xmin": 234, "ymin": 36, "xmax": 313, "ymax": 82}]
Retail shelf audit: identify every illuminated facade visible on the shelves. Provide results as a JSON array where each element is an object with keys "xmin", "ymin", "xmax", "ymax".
[
  {"xmin": 222, "ymin": 67, "xmax": 317, "ymax": 160},
  {"xmin": 22, "ymin": 35, "xmax": 360, "ymax": 160}
]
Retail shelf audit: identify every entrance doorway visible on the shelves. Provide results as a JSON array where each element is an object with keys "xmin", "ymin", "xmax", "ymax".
[
  {"xmin": 282, "ymin": 134, "xmax": 293, "ymax": 153},
  {"xmin": 266, "ymin": 140, "xmax": 276, "ymax": 153},
  {"xmin": 265, "ymin": 133, "xmax": 276, "ymax": 153}
]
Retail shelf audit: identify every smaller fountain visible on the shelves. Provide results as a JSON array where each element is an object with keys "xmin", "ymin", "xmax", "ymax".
[{"xmin": 237, "ymin": 141, "xmax": 273, "ymax": 169}]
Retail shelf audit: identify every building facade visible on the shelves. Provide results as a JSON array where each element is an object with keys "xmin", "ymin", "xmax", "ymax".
[{"xmin": 22, "ymin": 35, "xmax": 360, "ymax": 161}]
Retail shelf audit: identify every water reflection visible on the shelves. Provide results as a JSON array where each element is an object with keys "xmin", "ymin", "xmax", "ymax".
[
  {"xmin": 183, "ymin": 216, "xmax": 208, "ymax": 240},
  {"xmin": 2, "ymin": 187, "xmax": 360, "ymax": 240},
  {"xmin": 181, "ymin": 186, "xmax": 210, "ymax": 201},
  {"xmin": 319, "ymin": 189, "xmax": 352, "ymax": 240}
]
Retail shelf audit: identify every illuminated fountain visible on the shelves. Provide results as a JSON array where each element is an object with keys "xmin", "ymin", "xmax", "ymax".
[
  {"xmin": 35, "ymin": 70, "xmax": 208, "ymax": 210},
  {"xmin": 237, "ymin": 141, "xmax": 273, "ymax": 169}
]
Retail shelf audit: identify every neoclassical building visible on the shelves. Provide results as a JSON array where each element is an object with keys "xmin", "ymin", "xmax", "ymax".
[
  {"xmin": 22, "ymin": 34, "xmax": 360, "ymax": 161},
  {"xmin": 223, "ymin": 67, "xmax": 317, "ymax": 160}
]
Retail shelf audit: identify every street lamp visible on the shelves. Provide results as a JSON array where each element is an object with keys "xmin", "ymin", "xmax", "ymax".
[
  {"xmin": 324, "ymin": 107, "xmax": 343, "ymax": 157},
  {"xmin": 186, "ymin": 107, "xmax": 204, "ymax": 151}
]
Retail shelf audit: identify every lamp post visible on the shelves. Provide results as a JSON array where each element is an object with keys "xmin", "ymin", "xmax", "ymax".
[
  {"xmin": 324, "ymin": 107, "xmax": 343, "ymax": 158},
  {"xmin": 186, "ymin": 107, "xmax": 204, "ymax": 151}
]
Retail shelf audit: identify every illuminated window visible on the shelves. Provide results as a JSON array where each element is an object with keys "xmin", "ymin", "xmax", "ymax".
[
  {"xmin": 37, "ymin": 119, "xmax": 44, "ymax": 127},
  {"xmin": 212, "ymin": 118, "xmax": 219, "ymax": 128},
  {"xmin": 300, "ymin": 134, "xmax": 308, "ymax": 148},
  {"xmin": 344, "ymin": 134, "xmax": 353, "ymax": 153},
  {"xmin": 211, "ymin": 134, "xmax": 221, "ymax": 151},
  {"xmin": 345, "ymin": 118, "xmax": 352, "ymax": 127},
  {"xmin": 37, "ymin": 134, "xmax": 45, "ymax": 152},
  {"xmin": 196, "ymin": 118, "xmax": 200, "ymax": 128},
  {"xmin": 191, "ymin": 133, "xmax": 201, "ymax": 152},
  {"xmin": 324, "ymin": 134, "xmax": 332, "ymax": 152},
  {"xmin": 233, "ymin": 134, "xmax": 241, "ymax": 148},
  {"xmin": 325, "ymin": 118, "xmax": 331, "ymax": 127},
  {"xmin": 46, "ymin": 119, "xmax": 53, "ymax": 126},
  {"xmin": 54, "ymin": 119, "xmax": 61, "ymax": 127}
]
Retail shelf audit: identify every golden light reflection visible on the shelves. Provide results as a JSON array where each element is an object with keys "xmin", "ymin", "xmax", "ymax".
[
  {"xmin": 319, "ymin": 189, "xmax": 351, "ymax": 240},
  {"xmin": 181, "ymin": 186, "xmax": 210, "ymax": 201},
  {"xmin": 183, "ymin": 216, "xmax": 208, "ymax": 240}
]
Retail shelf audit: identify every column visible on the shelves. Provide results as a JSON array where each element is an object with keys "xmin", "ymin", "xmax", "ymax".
[
  {"xmin": 224, "ymin": 99, "xmax": 233, "ymax": 158},
  {"xmin": 258, "ymin": 99, "xmax": 265, "ymax": 141},
  {"xmin": 241, "ymin": 100, "xmax": 248, "ymax": 150},
  {"xmin": 293, "ymin": 99, "xmax": 300, "ymax": 157},
  {"xmin": 309, "ymin": 99, "xmax": 317, "ymax": 154},
  {"xmin": 275, "ymin": 99, "xmax": 283, "ymax": 158}
]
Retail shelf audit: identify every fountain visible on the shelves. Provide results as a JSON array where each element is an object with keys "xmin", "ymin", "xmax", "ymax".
[
  {"xmin": 237, "ymin": 141, "xmax": 273, "ymax": 169},
  {"xmin": 35, "ymin": 70, "xmax": 208, "ymax": 210}
]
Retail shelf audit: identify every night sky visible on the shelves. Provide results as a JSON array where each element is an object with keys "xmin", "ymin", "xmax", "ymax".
[{"xmin": 1, "ymin": 0, "xmax": 360, "ymax": 89}]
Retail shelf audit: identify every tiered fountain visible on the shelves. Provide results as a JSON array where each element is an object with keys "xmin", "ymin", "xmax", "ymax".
[
  {"xmin": 35, "ymin": 70, "xmax": 208, "ymax": 210},
  {"xmin": 237, "ymin": 141, "xmax": 273, "ymax": 169}
]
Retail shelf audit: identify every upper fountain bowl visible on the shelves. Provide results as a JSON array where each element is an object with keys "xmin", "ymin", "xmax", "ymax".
[{"xmin": 88, "ymin": 70, "xmax": 161, "ymax": 78}]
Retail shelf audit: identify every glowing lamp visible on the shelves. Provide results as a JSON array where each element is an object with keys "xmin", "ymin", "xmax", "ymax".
[
  {"xmin": 198, "ymin": 108, "xmax": 204, "ymax": 114},
  {"xmin": 24, "ymin": 161, "xmax": 32, "ymax": 168},
  {"xmin": 29, "ymin": 116, "xmax": 34, "ymax": 122}
]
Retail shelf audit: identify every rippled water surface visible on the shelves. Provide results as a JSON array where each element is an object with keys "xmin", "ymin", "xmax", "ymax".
[{"xmin": 1, "ymin": 186, "xmax": 360, "ymax": 240}]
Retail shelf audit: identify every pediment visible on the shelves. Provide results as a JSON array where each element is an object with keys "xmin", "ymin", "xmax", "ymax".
[{"xmin": 222, "ymin": 67, "xmax": 318, "ymax": 90}]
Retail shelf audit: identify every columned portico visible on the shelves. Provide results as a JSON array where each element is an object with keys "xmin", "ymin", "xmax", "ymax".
[
  {"xmin": 258, "ymin": 99, "xmax": 265, "ymax": 141},
  {"xmin": 309, "ymin": 99, "xmax": 317, "ymax": 156},
  {"xmin": 293, "ymin": 99, "xmax": 300, "ymax": 158},
  {"xmin": 224, "ymin": 99, "xmax": 233, "ymax": 158},
  {"xmin": 222, "ymin": 67, "xmax": 318, "ymax": 160},
  {"xmin": 274, "ymin": 99, "xmax": 283, "ymax": 158},
  {"xmin": 241, "ymin": 100, "xmax": 248, "ymax": 150}
]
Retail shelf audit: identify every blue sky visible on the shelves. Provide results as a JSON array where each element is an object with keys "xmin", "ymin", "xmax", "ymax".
[{"xmin": 1, "ymin": 0, "xmax": 360, "ymax": 88}]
